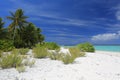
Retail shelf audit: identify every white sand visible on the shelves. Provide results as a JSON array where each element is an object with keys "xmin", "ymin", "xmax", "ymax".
[{"xmin": 0, "ymin": 49, "xmax": 120, "ymax": 80}]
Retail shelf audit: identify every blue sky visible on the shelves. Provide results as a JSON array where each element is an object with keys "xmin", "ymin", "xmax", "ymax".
[{"xmin": 0, "ymin": 0, "xmax": 120, "ymax": 45}]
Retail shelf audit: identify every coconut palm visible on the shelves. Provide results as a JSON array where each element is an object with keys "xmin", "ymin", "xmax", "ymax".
[
  {"xmin": 0, "ymin": 18, "xmax": 4, "ymax": 32},
  {"xmin": 7, "ymin": 9, "xmax": 28, "ymax": 41},
  {"xmin": 0, "ymin": 18, "xmax": 5, "ymax": 39}
]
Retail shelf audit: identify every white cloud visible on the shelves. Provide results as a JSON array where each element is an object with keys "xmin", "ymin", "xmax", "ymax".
[
  {"xmin": 91, "ymin": 31, "xmax": 120, "ymax": 41},
  {"xmin": 112, "ymin": 4, "xmax": 120, "ymax": 20},
  {"xmin": 116, "ymin": 10, "xmax": 120, "ymax": 20},
  {"xmin": 7, "ymin": 0, "xmax": 97, "ymax": 27}
]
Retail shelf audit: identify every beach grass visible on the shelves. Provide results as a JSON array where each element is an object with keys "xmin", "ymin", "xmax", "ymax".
[
  {"xmin": 19, "ymin": 48, "xmax": 29, "ymax": 55},
  {"xmin": 69, "ymin": 47, "xmax": 85, "ymax": 58},
  {"xmin": 0, "ymin": 53, "xmax": 23, "ymax": 69},
  {"xmin": 33, "ymin": 47, "xmax": 48, "ymax": 58},
  {"xmin": 61, "ymin": 54, "xmax": 76, "ymax": 64}
]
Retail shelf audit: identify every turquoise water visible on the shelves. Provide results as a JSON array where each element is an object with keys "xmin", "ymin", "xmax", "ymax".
[
  {"xmin": 62, "ymin": 45, "xmax": 120, "ymax": 52},
  {"xmin": 94, "ymin": 45, "xmax": 120, "ymax": 52}
]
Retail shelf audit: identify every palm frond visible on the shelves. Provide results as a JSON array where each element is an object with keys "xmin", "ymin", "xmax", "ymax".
[{"xmin": 7, "ymin": 16, "xmax": 14, "ymax": 20}]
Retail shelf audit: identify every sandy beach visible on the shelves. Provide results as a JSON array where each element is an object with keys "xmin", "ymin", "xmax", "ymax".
[{"xmin": 0, "ymin": 49, "xmax": 120, "ymax": 80}]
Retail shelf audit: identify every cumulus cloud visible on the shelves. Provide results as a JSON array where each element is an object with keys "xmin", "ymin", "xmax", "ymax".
[{"xmin": 91, "ymin": 31, "xmax": 120, "ymax": 41}]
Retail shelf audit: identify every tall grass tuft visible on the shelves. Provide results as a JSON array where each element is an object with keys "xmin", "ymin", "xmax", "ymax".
[
  {"xmin": 16, "ymin": 66, "xmax": 26, "ymax": 73},
  {"xmin": 19, "ymin": 48, "xmax": 29, "ymax": 55},
  {"xmin": 61, "ymin": 54, "xmax": 76, "ymax": 64},
  {"xmin": 36, "ymin": 42, "xmax": 60, "ymax": 50},
  {"xmin": 28, "ymin": 59, "xmax": 35, "ymax": 67},
  {"xmin": 0, "ymin": 53, "xmax": 23, "ymax": 69},
  {"xmin": 69, "ymin": 47, "xmax": 85, "ymax": 58},
  {"xmin": 33, "ymin": 47, "xmax": 48, "ymax": 58},
  {"xmin": 11, "ymin": 49, "xmax": 19, "ymax": 54},
  {"xmin": 48, "ymin": 52, "xmax": 63, "ymax": 60}
]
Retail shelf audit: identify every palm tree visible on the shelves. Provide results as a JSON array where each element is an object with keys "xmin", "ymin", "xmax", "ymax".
[
  {"xmin": 0, "ymin": 17, "xmax": 4, "ymax": 31},
  {"xmin": 7, "ymin": 9, "xmax": 28, "ymax": 41},
  {"xmin": 0, "ymin": 17, "xmax": 5, "ymax": 39}
]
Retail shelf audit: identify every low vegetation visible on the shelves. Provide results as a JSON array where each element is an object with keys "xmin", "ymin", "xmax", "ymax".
[
  {"xmin": 16, "ymin": 66, "xmax": 26, "ymax": 73},
  {"xmin": 48, "ymin": 52, "xmax": 63, "ymax": 60},
  {"xmin": 19, "ymin": 48, "xmax": 29, "ymax": 55},
  {"xmin": 28, "ymin": 59, "xmax": 36, "ymax": 67},
  {"xmin": 36, "ymin": 42, "xmax": 60, "ymax": 50},
  {"xmin": 61, "ymin": 54, "xmax": 76, "ymax": 64},
  {"xmin": 33, "ymin": 47, "xmax": 48, "ymax": 58},
  {"xmin": 77, "ymin": 42, "xmax": 95, "ymax": 52},
  {"xmin": 0, "ymin": 50, "xmax": 3, "ymax": 57},
  {"xmin": 0, "ymin": 40, "xmax": 14, "ymax": 52},
  {"xmin": 0, "ymin": 53, "xmax": 23, "ymax": 69},
  {"xmin": 69, "ymin": 47, "xmax": 85, "ymax": 58},
  {"xmin": 11, "ymin": 49, "xmax": 19, "ymax": 54},
  {"xmin": 22, "ymin": 59, "xmax": 35, "ymax": 67},
  {"xmin": 0, "ymin": 48, "xmax": 35, "ymax": 72}
]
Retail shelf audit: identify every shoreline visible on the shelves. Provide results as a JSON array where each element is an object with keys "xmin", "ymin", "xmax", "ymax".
[{"xmin": 95, "ymin": 50, "xmax": 120, "ymax": 57}]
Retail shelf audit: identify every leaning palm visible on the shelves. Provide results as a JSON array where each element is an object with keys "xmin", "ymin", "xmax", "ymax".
[{"xmin": 7, "ymin": 9, "xmax": 28, "ymax": 41}]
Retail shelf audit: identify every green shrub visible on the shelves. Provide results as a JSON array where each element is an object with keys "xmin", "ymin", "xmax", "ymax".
[
  {"xmin": 36, "ymin": 42, "xmax": 60, "ymax": 50},
  {"xmin": 16, "ymin": 66, "xmax": 26, "ymax": 73},
  {"xmin": 0, "ymin": 40, "xmax": 14, "ymax": 52},
  {"xmin": 33, "ymin": 47, "xmax": 48, "ymax": 58},
  {"xmin": 0, "ymin": 53, "xmax": 23, "ymax": 69},
  {"xmin": 77, "ymin": 42, "xmax": 95, "ymax": 52},
  {"xmin": 69, "ymin": 47, "xmax": 85, "ymax": 57},
  {"xmin": 0, "ymin": 50, "xmax": 3, "ymax": 57},
  {"xmin": 19, "ymin": 48, "xmax": 29, "ymax": 55},
  {"xmin": 61, "ymin": 54, "xmax": 76, "ymax": 64}
]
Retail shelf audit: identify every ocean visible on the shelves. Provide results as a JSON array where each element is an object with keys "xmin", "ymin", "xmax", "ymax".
[
  {"xmin": 62, "ymin": 45, "xmax": 120, "ymax": 52},
  {"xmin": 94, "ymin": 45, "xmax": 120, "ymax": 52}
]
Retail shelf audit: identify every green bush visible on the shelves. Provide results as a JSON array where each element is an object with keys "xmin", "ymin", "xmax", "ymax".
[
  {"xmin": 69, "ymin": 47, "xmax": 85, "ymax": 57},
  {"xmin": 77, "ymin": 42, "xmax": 95, "ymax": 52},
  {"xmin": 0, "ymin": 53, "xmax": 23, "ymax": 69},
  {"xmin": 0, "ymin": 40, "xmax": 14, "ymax": 52},
  {"xmin": 33, "ymin": 47, "xmax": 48, "ymax": 58},
  {"xmin": 19, "ymin": 48, "xmax": 29, "ymax": 55},
  {"xmin": 61, "ymin": 54, "xmax": 76, "ymax": 64},
  {"xmin": 36, "ymin": 42, "xmax": 60, "ymax": 50}
]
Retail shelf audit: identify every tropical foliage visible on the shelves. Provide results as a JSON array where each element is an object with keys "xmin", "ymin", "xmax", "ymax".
[
  {"xmin": 0, "ymin": 9, "xmax": 44, "ymax": 49},
  {"xmin": 0, "ymin": 18, "xmax": 8, "ymax": 39},
  {"xmin": 7, "ymin": 9, "xmax": 28, "ymax": 41},
  {"xmin": 0, "ymin": 40, "xmax": 14, "ymax": 52}
]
